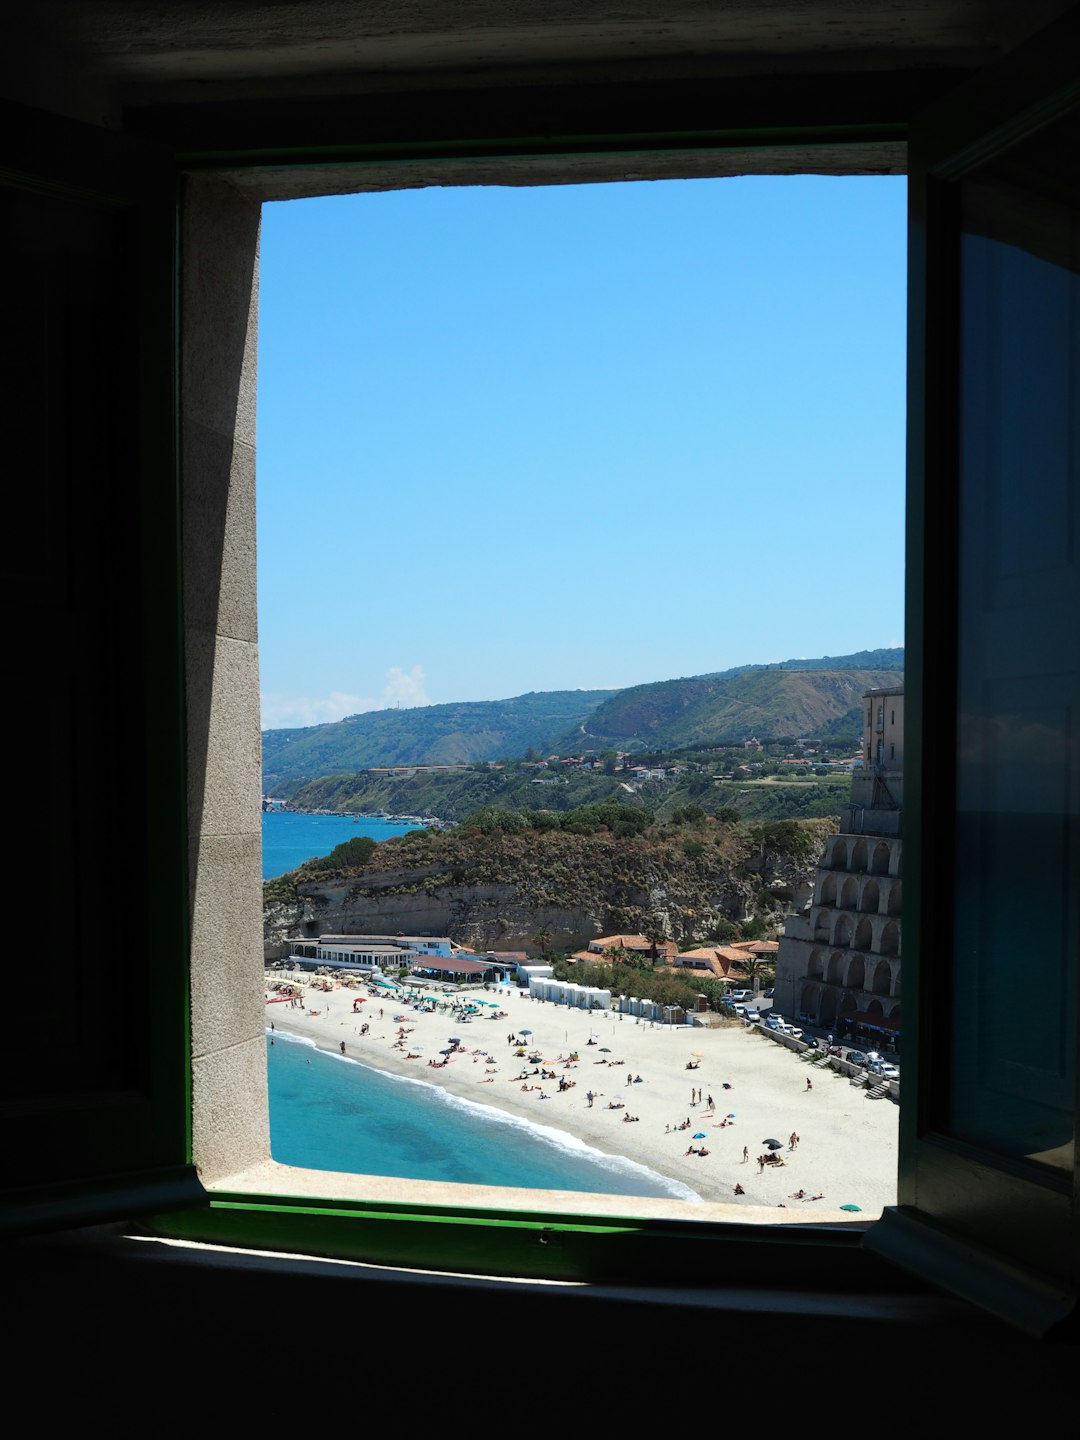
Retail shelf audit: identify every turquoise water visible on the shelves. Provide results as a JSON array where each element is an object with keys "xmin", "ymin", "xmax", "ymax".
[
  {"xmin": 262, "ymin": 809, "xmax": 425, "ymax": 880},
  {"xmin": 267, "ymin": 1031, "xmax": 699, "ymax": 1200}
]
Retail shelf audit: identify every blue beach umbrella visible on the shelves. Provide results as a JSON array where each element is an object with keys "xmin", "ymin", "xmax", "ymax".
[{"xmin": 693, "ymin": 1132, "xmax": 707, "ymax": 1139}]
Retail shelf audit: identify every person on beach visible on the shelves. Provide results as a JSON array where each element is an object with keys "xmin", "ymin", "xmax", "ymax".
[
  {"xmin": 790, "ymin": 1131, "xmax": 799, "ymax": 1149},
  {"xmin": 707, "ymin": 1094, "xmax": 714, "ymax": 1110},
  {"xmin": 758, "ymin": 1154, "xmax": 766, "ymax": 1173},
  {"xmin": 734, "ymin": 1183, "xmax": 745, "ymax": 1195},
  {"xmin": 806, "ymin": 1078, "xmax": 813, "ymax": 1091},
  {"xmin": 340, "ymin": 1041, "xmax": 346, "ymax": 1054},
  {"xmin": 743, "ymin": 1146, "xmax": 749, "ymax": 1163}
]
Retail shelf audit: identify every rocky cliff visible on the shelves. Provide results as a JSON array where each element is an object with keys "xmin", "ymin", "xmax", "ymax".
[{"xmin": 263, "ymin": 819, "xmax": 834, "ymax": 959}]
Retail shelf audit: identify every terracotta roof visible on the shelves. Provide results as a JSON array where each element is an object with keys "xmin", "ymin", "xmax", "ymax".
[
  {"xmin": 713, "ymin": 946, "xmax": 755, "ymax": 966},
  {"xmin": 589, "ymin": 934, "xmax": 676, "ymax": 954}
]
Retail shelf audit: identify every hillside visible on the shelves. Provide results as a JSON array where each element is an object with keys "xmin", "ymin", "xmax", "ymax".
[
  {"xmin": 261, "ymin": 689, "xmax": 616, "ymax": 787},
  {"xmin": 263, "ymin": 812, "xmax": 835, "ymax": 958},
  {"xmin": 261, "ymin": 648, "xmax": 904, "ymax": 788},
  {"xmin": 284, "ymin": 764, "xmax": 854, "ymax": 825},
  {"xmin": 571, "ymin": 665, "xmax": 900, "ymax": 750}
]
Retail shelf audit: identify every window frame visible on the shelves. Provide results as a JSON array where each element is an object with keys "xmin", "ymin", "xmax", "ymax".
[{"xmin": 4, "ymin": 10, "xmax": 1076, "ymax": 1338}]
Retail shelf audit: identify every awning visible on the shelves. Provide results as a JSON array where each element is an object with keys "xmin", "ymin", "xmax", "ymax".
[{"xmin": 844, "ymin": 1009, "xmax": 900, "ymax": 1032}]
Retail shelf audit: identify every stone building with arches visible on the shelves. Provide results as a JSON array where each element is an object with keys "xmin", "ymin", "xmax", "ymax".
[{"xmin": 773, "ymin": 686, "xmax": 904, "ymax": 1048}]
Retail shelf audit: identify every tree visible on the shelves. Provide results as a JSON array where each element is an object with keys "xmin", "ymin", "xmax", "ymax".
[{"xmin": 531, "ymin": 926, "xmax": 555, "ymax": 959}]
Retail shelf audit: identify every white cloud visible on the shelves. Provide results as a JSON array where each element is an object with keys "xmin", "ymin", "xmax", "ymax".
[
  {"xmin": 261, "ymin": 666, "xmax": 432, "ymax": 730},
  {"xmin": 382, "ymin": 664, "xmax": 431, "ymax": 710}
]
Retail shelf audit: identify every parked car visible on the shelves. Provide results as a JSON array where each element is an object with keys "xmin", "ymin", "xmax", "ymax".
[
  {"xmin": 846, "ymin": 1050, "xmax": 870, "ymax": 1066},
  {"xmin": 729, "ymin": 989, "xmax": 754, "ymax": 1003},
  {"xmin": 870, "ymin": 1060, "xmax": 900, "ymax": 1081},
  {"xmin": 788, "ymin": 1027, "xmax": 804, "ymax": 1040},
  {"xmin": 744, "ymin": 1009, "xmax": 762, "ymax": 1023},
  {"xmin": 732, "ymin": 1003, "xmax": 748, "ymax": 1017}
]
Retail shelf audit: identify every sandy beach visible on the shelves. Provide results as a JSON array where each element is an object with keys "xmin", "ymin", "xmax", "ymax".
[{"xmin": 263, "ymin": 974, "xmax": 900, "ymax": 1221}]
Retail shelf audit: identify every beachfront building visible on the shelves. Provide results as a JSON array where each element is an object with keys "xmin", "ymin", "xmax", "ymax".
[
  {"xmin": 316, "ymin": 934, "xmax": 468, "ymax": 960},
  {"xmin": 288, "ymin": 936, "xmax": 421, "ymax": 974},
  {"xmin": 773, "ymin": 686, "xmax": 903, "ymax": 1051}
]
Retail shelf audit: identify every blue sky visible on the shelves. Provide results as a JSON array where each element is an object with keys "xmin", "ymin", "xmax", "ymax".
[{"xmin": 257, "ymin": 174, "xmax": 906, "ymax": 731}]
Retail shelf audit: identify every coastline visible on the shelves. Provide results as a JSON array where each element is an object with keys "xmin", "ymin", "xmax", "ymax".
[
  {"xmin": 264, "ymin": 807, "xmax": 444, "ymax": 825},
  {"xmin": 264, "ymin": 976, "xmax": 899, "ymax": 1214}
]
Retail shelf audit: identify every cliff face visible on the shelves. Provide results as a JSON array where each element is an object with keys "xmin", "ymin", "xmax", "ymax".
[{"xmin": 263, "ymin": 821, "xmax": 834, "ymax": 958}]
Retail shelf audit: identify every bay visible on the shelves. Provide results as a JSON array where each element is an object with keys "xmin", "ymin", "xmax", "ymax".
[{"xmin": 262, "ymin": 808, "xmax": 426, "ymax": 880}]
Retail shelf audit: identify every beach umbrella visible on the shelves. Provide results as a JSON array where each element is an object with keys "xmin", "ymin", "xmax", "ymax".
[
  {"xmin": 764, "ymin": 1138, "xmax": 783, "ymax": 1149},
  {"xmin": 519, "ymin": 1028, "xmax": 533, "ymax": 1036},
  {"xmin": 693, "ymin": 1132, "xmax": 707, "ymax": 1140},
  {"xmin": 840, "ymin": 1204, "xmax": 862, "ymax": 1212},
  {"xmin": 599, "ymin": 1047, "xmax": 612, "ymax": 1053}
]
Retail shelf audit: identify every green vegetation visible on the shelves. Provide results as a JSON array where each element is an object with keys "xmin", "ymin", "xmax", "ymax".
[
  {"xmin": 574, "ymin": 665, "xmax": 901, "ymax": 751},
  {"xmin": 279, "ymin": 763, "xmax": 636, "ymax": 822},
  {"xmin": 277, "ymin": 762, "xmax": 852, "ymax": 826},
  {"xmin": 303, "ymin": 834, "xmax": 377, "ymax": 874},
  {"xmin": 444, "ymin": 802, "xmax": 655, "ymax": 839},
  {"xmin": 551, "ymin": 954, "xmax": 733, "ymax": 1011}
]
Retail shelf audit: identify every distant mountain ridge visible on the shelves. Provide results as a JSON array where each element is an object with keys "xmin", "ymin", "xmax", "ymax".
[
  {"xmin": 261, "ymin": 690, "xmax": 617, "ymax": 787},
  {"xmin": 262, "ymin": 648, "xmax": 903, "ymax": 786},
  {"xmin": 572, "ymin": 663, "xmax": 902, "ymax": 750}
]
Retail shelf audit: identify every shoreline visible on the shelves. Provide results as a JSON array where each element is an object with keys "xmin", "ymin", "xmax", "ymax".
[
  {"xmin": 264, "ymin": 976, "xmax": 899, "ymax": 1214},
  {"xmin": 271, "ymin": 1026, "xmax": 701, "ymax": 1201},
  {"xmin": 263, "ymin": 807, "xmax": 443, "ymax": 825}
]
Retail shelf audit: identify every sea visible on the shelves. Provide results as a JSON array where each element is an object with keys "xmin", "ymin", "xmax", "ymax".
[
  {"xmin": 262, "ymin": 808, "xmax": 696, "ymax": 1201},
  {"xmin": 261, "ymin": 808, "xmax": 427, "ymax": 880}
]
